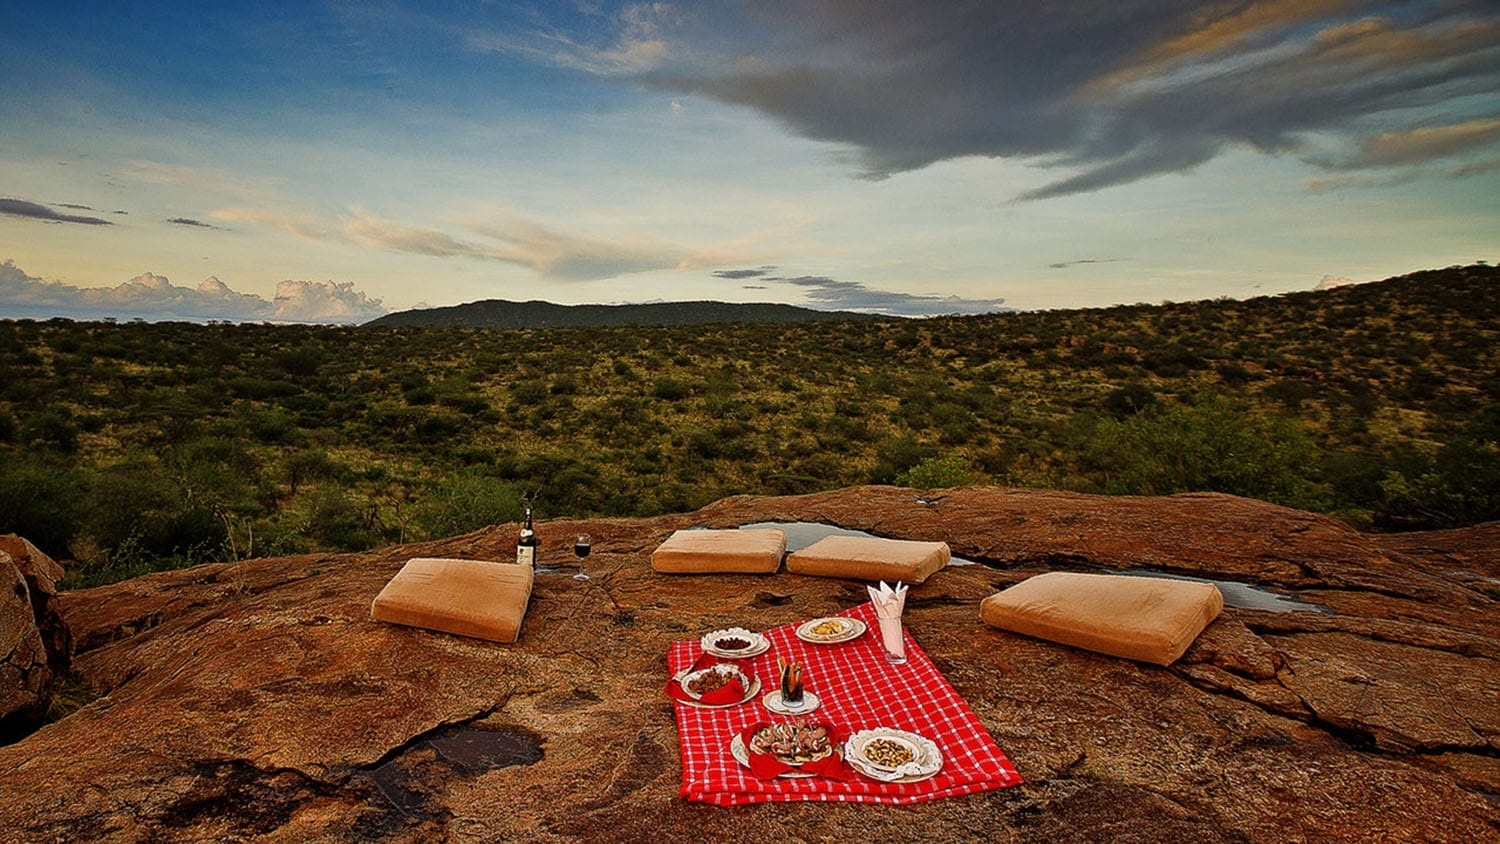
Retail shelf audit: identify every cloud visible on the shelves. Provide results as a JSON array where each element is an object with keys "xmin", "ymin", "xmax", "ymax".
[
  {"xmin": 1339, "ymin": 118, "xmax": 1500, "ymax": 169},
  {"xmin": 336, "ymin": 206, "xmax": 719, "ymax": 282},
  {"xmin": 0, "ymin": 197, "xmax": 113, "ymax": 225},
  {"xmin": 341, "ymin": 207, "xmax": 496, "ymax": 260},
  {"xmin": 769, "ymin": 274, "xmax": 1009, "ymax": 317},
  {"xmin": 166, "ymin": 217, "xmax": 230, "ymax": 230},
  {"xmin": 271, "ymin": 279, "xmax": 386, "ymax": 323},
  {"xmin": 1048, "ymin": 258, "xmax": 1128, "ymax": 270},
  {"xmin": 522, "ymin": 1, "xmax": 1500, "ymax": 198},
  {"xmin": 1303, "ymin": 154, "xmax": 1500, "ymax": 190},
  {"xmin": 712, "ymin": 266, "xmax": 777, "ymax": 280},
  {"xmin": 120, "ymin": 160, "xmax": 284, "ymax": 201},
  {"xmin": 1315, "ymin": 274, "xmax": 1361, "ymax": 290},
  {"xmin": 212, "ymin": 206, "xmax": 329, "ymax": 240},
  {"xmin": 0, "ymin": 260, "xmax": 385, "ymax": 323},
  {"xmin": 56, "ymin": 203, "xmax": 95, "ymax": 211},
  {"xmin": 221, "ymin": 198, "xmax": 771, "ymax": 284},
  {"xmin": 466, "ymin": 2, "xmax": 679, "ymax": 76}
]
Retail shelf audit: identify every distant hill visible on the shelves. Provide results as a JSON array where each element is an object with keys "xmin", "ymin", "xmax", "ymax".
[{"xmin": 365, "ymin": 299, "xmax": 887, "ymax": 328}]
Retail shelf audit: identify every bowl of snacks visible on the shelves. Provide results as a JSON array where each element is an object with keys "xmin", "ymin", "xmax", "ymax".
[
  {"xmin": 794, "ymin": 616, "xmax": 866, "ymax": 644},
  {"xmin": 700, "ymin": 627, "xmax": 769, "ymax": 658},
  {"xmin": 680, "ymin": 664, "xmax": 750, "ymax": 702},
  {"xmin": 845, "ymin": 728, "xmax": 943, "ymax": 781},
  {"xmin": 748, "ymin": 717, "xmax": 833, "ymax": 766}
]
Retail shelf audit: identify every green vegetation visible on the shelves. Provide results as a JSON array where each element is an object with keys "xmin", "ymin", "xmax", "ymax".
[{"xmin": 2, "ymin": 264, "xmax": 1496, "ymax": 586}]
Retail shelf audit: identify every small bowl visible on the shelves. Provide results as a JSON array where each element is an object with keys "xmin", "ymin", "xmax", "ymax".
[{"xmin": 700, "ymin": 627, "xmax": 768, "ymax": 658}]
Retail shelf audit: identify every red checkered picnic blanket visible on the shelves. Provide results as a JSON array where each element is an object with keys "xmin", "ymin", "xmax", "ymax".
[{"xmin": 671, "ymin": 602, "xmax": 1023, "ymax": 805}]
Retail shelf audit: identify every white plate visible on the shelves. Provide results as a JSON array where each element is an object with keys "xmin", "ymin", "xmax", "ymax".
[
  {"xmin": 729, "ymin": 734, "xmax": 821, "ymax": 778},
  {"xmin": 676, "ymin": 674, "xmax": 761, "ymax": 709},
  {"xmin": 680, "ymin": 664, "xmax": 750, "ymax": 701},
  {"xmin": 795, "ymin": 616, "xmax": 867, "ymax": 644},
  {"xmin": 762, "ymin": 690, "xmax": 820, "ymax": 715},
  {"xmin": 700, "ymin": 627, "xmax": 770, "ymax": 659},
  {"xmin": 844, "ymin": 728, "xmax": 943, "ymax": 782}
]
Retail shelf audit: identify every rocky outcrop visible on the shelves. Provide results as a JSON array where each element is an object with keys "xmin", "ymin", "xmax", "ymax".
[
  {"xmin": 1, "ymin": 486, "xmax": 1497, "ymax": 842},
  {"xmin": 0, "ymin": 550, "xmax": 50, "ymax": 728},
  {"xmin": 0, "ymin": 536, "xmax": 68, "ymax": 732}
]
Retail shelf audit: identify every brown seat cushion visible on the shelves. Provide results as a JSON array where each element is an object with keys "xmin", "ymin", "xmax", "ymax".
[
  {"xmin": 371, "ymin": 557, "xmax": 534, "ymax": 643},
  {"xmin": 785, "ymin": 535, "xmax": 950, "ymax": 584},
  {"xmin": 979, "ymin": 572, "xmax": 1224, "ymax": 666},
  {"xmin": 650, "ymin": 528, "xmax": 787, "ymax": 574}
]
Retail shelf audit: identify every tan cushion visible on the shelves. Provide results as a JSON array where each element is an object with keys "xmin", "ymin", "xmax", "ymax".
[
  {"xmin": 650, "ymin": 528, "xmax": 787, "ymax": 574},
  {"xmin": 979, "ymin": 572, "xmax": 1223, "ymax": 666},
  {"xmin": 785, "ymin": 535, "xmax": 950, "ymax": 584},
  {"xmin": 371, "ymin": 558, "xmax": 534, "ymax": 643}
]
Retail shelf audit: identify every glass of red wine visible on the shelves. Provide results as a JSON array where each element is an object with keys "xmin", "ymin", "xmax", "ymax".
[{"xmin": 572, "ymin": 534, "xmax": 592, "ymax": 581}]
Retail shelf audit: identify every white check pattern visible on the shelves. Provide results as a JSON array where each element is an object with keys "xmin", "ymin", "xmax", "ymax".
[{"xmin": 672, "ymin": 601, "xmax": 1023, "ymax": 805}]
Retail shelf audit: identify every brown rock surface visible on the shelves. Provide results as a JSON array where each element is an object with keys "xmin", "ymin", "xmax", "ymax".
[
  {"xmin": 0, "ymin": 551, "xmax": 50, "ymax": 726},
  {"xmin": 1, "ymin": 486, "xmax": 1497, "ymax": 842},
  {"xmin": 0, "ymin": 535, "xmax": 70, "ymax": 676}
]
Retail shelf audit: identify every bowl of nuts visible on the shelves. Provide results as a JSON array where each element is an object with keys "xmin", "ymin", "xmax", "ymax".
[
  {"xmin": 700, "ymin": 627, "xmax": 769, "ymax": 658},
  {"xmin": 845, "ymin": 728, "xmax": 943, "ymax": 782}
]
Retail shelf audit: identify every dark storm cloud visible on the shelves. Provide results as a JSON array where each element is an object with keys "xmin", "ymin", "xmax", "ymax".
[
  {"xmin": 0, "ymin": 197, "xmax": 113, "ymax": 225},
  {"xmin": 774, "ymin": 274, "xmax": 1008, "ymax": 316},
  {"xmin": 633, "ymin": 1, "xmax": 1500, "ymax": 198}
]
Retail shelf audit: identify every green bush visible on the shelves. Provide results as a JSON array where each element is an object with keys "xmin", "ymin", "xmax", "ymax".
[
  {"xmin": 0, "ymin": 455, "xmax": 85, "ymax": 557},
  {"xmin": 1072, "ymin": 393, "xmax": 1327, "ymax": 510},
  {"xmin": 895, "ymin": 454, "xmax": 976, "ymax": 489},
  {"xmin": 1103, "ymin": 383, "xmax": 1158, "ymax": 418},
  {"xmin": 414, "ymin": 470, "xmax": 525, "ymax": 539},
  {"xmin": 652, "ymin": 377, "xmax": 692, "ymax": 401}
]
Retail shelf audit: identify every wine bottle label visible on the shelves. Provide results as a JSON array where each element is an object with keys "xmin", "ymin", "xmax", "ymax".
[{"xmin": 517, "ymin": 545, "xmax": 535, "ymax": 567}]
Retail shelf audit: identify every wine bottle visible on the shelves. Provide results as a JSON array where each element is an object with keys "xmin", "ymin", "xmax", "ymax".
[{"xmin": 516, "ymin": 506, "xmax": 537, "ymax": 567}]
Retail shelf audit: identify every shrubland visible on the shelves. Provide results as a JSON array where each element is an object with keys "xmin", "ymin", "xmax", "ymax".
[{"xmin": 1, "ymin": 264, "xmax": 1495, "ymax": 586}]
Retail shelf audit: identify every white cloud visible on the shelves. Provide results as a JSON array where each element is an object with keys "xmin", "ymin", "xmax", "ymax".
[
  {"xmin": 212, "ymin": 206, "xmax": 330, "ymax": 240},
  {"xmin": 465, "ymin": 2, "xmax": 679, "ymax": 76},
  {"xmin": 272, "ymin": 279, "xmax": 386, "ymax": 322},
  {"xmin": 1314, "ymin": 274, "xmax": 1361, "ymax": 290},
  {"xmin": 0, "ymin": 260, "xmax": 385, "ymax": 323},
  {"xmin": 338, "ymin": 206, "xmax": 739, "ymax": 282}
]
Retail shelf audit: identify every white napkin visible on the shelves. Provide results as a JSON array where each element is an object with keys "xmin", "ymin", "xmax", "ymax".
[{"xmin": 867, "ymin": 580, "xmax": 908, "ymax": 617}]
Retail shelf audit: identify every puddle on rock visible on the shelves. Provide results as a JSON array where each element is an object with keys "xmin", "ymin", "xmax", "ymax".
[
  {"xmin": 732, "ymin": 521, "xmax": 1325, "ymax": 612},
  {"xmin": 1103, "ymin": 568, "xmax": 1331, "ymax": 613},
  {"xmin": 735, "ymin": 521, "xmax": 978, "ymax": 565}
]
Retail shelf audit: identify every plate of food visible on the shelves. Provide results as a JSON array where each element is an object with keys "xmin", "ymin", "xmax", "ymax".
[
  {"xmin": 678, "ymin": 664, "xmax": 759, "ymax": 708},
  {"xmin": 730, "ymin": 718, "xmax": 836, "ymax": 777},
  {"xmin": 700, "ymin": 627, "xmax": 770, "ymax": 659},
  {"xmin": 844, "ymin": 727, "xmax": 943, "ymax": 782},
  {"xmin": 795, "ymin": 616, "xmax": 867, "ymax": 644}
]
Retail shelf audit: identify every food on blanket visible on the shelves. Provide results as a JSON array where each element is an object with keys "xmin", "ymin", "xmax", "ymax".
[
  {"xmin": 749, "ymin": 717, "xmax": 832, "ymax": 764},
  {"xmin": 685, "ymin": 665, "xmax": 743, "ymax": 698},
  {"xmin": 714, "ymin": 636, "xmax": 750, "ymax": 651},
  {"xmin": 863, "ymin": 738, "xmax": 915, "ymax": 769},
  {"xmin": 811, "ymin": 618, "xmax": 847, "ymax": 637}
]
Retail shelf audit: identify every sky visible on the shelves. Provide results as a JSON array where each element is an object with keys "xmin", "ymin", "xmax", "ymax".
[{"xmin": 1, "ymin": 1, "xmax": 1497, "ymax": 323}]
